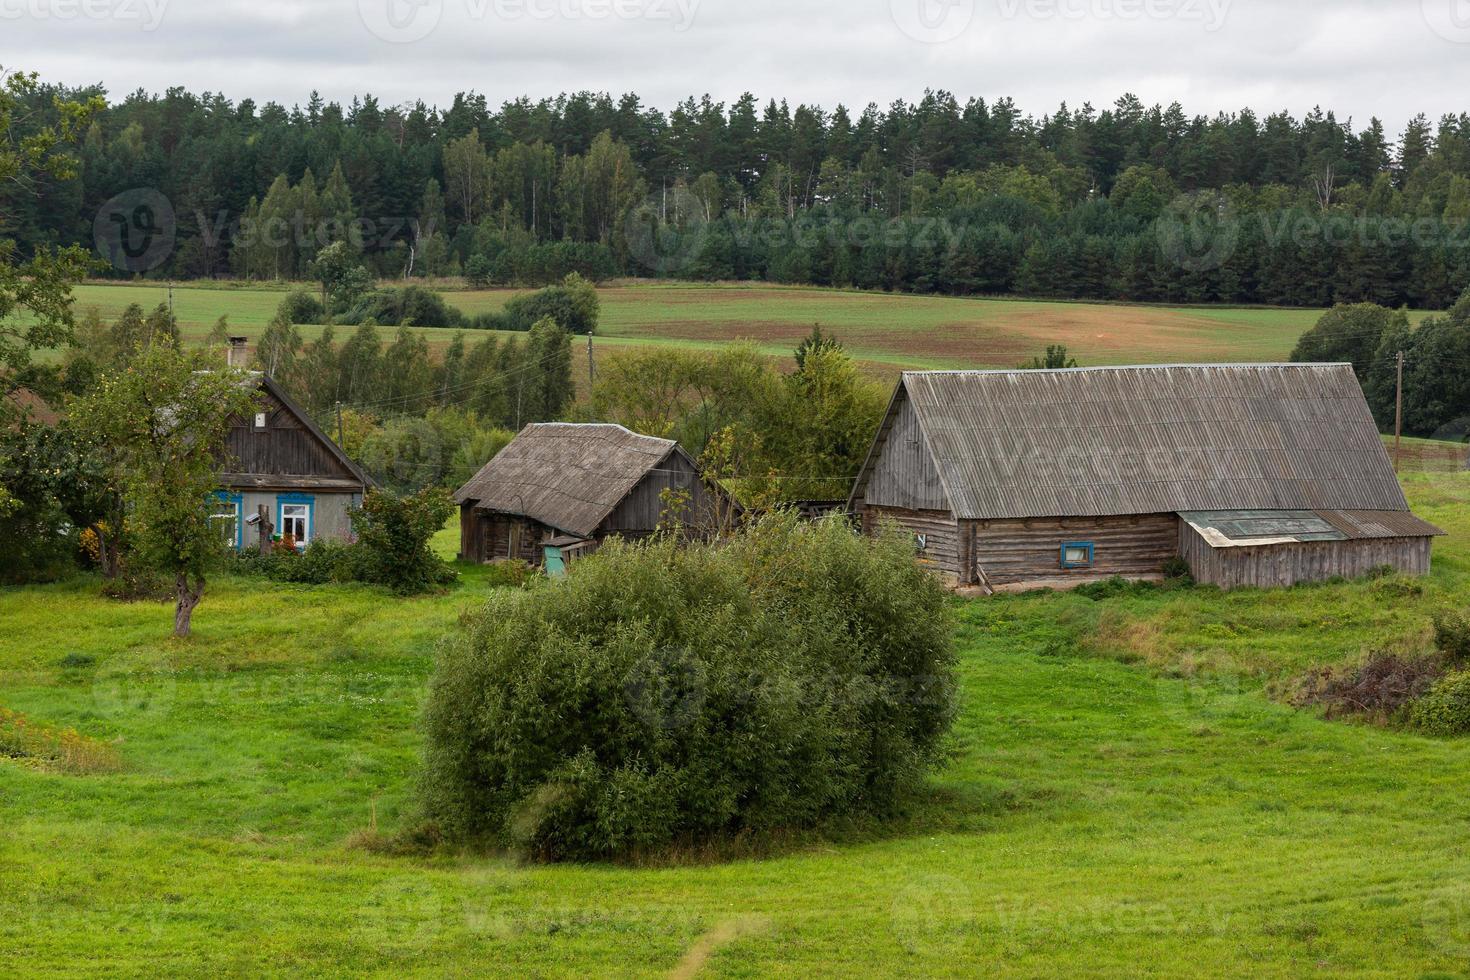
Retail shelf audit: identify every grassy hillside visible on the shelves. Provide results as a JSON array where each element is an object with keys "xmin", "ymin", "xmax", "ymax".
[
  {"xmin": 4, "ymin": 472, "xmax": 1470, "ymax": 975},
  {"xmin": 63, "ymin": 280, "xmax": 1386, "ymax": 374}
]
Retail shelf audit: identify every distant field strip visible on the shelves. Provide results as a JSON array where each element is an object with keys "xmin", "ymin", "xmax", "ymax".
[{"xmin": 62, "ymin": 281, "xmax": 1362, "ymax": 373}]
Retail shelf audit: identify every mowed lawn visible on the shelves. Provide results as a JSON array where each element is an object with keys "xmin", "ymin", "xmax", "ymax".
[
  {"xmin": 62, "ymin": 280, "xmax": 1373, "ymax": 374},
  {"xmin": 4, "ymin": 472, "xmax": 1470, "ymax": 976}
]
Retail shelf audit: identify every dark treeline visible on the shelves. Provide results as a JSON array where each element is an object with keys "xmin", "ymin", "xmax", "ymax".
[{"xmin": 5, "ymin": 82, "xmax": 1470, "ymax": 305}]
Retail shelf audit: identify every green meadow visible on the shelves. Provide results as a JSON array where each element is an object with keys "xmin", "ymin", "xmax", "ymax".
[
  {"xmin": 63, "ymin": 280, "xmax": 1376, "ymax": 374},
  {"xmin": 4, "ymin": 467, "xmax": 1470, "ymax": 976}
]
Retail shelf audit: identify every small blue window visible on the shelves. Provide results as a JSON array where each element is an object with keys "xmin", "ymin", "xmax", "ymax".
[
  {"xmin": 212, "ymin": 492, "xmax": 244, "ymax": 550},
  {"xmin": 276, "ymin": 493, "xmax": 315, "ymax": 550},
  {"xmin": 1060, "ymin": 542, "xmax": 1095, "ymax": 569}
]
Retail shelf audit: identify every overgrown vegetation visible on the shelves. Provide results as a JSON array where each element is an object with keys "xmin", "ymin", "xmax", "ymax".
[
  {"xmin": 232, "ymin": 488, "xmax": 456, "ymax": 594},
  {"xmin": 1291, "ymin": 289, "xmax": 1470, "ymax": 436},
  {"xmin": 419, "ymin": 514, "xmax": 956, "ymax": 860},
  {"xmin": 0, "ymin": 706, "xmax": 121, "ymax": 774}
]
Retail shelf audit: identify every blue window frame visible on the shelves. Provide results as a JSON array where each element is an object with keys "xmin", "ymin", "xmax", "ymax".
[
  {"xmin": 276, "ymin": 493, "xmax": 315, "ymax": 549},
  {"xmin": 1060, "ymin": 541, "xmax": 1095, "ymax": 569},
  {"xmin": 213, "ymin": 492, "xmax": 244, "ymax": 550}
]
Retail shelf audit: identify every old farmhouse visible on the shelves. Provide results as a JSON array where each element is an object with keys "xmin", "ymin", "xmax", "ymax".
[
  {"xmin": 848, "ymin": 364, "xmax": 1444, "ymax": 591},
  {"xmin": 216, "ymin": 367, "xmax": 373, "ymax": 552},
  {"xmin": 455, "ymin": 423, "xmax": 724, "ymax": 567}
]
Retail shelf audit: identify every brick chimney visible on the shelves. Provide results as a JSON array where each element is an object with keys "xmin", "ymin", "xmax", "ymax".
[{"xmin": 227, "ymin": 336, "xmax": 248, "ymax": 369}]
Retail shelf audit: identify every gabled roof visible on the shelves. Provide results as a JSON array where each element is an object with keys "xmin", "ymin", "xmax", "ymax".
[
  {"xmin": 851, "ymin": 364, "xmax": 1412, "ymax": 520},
  {"xmin": 220, "ymin": 374, "xmax": 373, "ymax": 490},
  {"xmin": 454, "ymin": 423, "xmax": 686, "ymax": 537}
]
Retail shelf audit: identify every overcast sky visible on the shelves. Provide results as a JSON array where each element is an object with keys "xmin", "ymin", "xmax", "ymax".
[{"xmin": 4, "ymin": 0, "xmax": 1468, "ymax": 134}]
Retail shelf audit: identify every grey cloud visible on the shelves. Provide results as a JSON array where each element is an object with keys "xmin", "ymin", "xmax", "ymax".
[{"xmin": 1, "ymin": 0, "xmax": 1465, "ymax": 132}]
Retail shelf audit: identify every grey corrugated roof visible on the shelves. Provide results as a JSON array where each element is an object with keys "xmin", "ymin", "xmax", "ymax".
[
  {"xmin": 453, "ymin": 423, "xmax": 680, "ymax": 537},
  {"xmin": 864, "ymin": 364, "xmax": 1412, "ymax": 520},
  {"xmin": 1316, "ymin": 509, "xmax": 1445, "ymax": 539}
]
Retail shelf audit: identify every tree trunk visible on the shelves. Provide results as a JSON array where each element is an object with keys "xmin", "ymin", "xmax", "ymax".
[
  {"xmin": 93, "ymin": 524, "xmax": 121, "ymax": 580},
  {"xmin": 174, "ymin": 573, "xmax": 204, "ymax": 638}
]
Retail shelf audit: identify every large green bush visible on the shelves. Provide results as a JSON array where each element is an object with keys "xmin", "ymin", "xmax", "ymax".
[
  {"xmin": 419, "ymin": 514, "xmax": 956, "ymax": 861},
  {"xmin": 341, "ymin": 286, "xmax": 463, "ymax": 328},
  {"xmin": 1412, "ymin": 671, "xmax": 1470, "ymax": 736}
]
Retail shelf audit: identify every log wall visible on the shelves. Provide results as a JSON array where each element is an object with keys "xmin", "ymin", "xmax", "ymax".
[
  {"xmin": 966, "ymin": 514, "xmax": 1180, "ymax": 585},
  {"xmin": 1180, "ymin": 524, "xmax": 1434, "ymax": 589}
]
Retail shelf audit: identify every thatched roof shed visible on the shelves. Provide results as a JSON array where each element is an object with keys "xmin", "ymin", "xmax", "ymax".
[{"xmin": 455, "ymin": 424, "xmax": 720, "ymax": 555}]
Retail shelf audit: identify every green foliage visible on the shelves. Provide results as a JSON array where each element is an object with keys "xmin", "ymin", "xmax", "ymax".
[
  {"xmin": 341, "ymin": 286, "xmax": 464, "ymax": 328},
  {"xmin": 0, "ymin": 419, "xmax": 113, "ymax": 583},
  {"xmin": 482, "ymin": 273, "xmax": 599, "ymax": 334},
  {"xmin": 463, "ymin": 253, "xmax": 494, "ymax": 288},
  {"xmin": 70, "ymin": 345, "xmax": 260, "ymax": 635},
  {"xmin": 419, "ymin": 514, "xmax": 957, "ymax": 860},
  {"xmin": 1022, "ymin": 344, "xmax": 1079, "ymax": 370},
  {"xmin": 1433, "ymin": 608, "xmax": 1470, "ymax": 667},
  {"xmin": 309, "ymin": 240, "xmax": 373, "ymax": 317},
  {"xmin": 1411, "ymin": 670, "xmax": 1470, "ymax": 736},
  {"xmin": 359, "ymin": 407, "xmax": 514, "ymax": 493},
  {"xmin": 0, "ymin": 69, "xmax": 99, "ymax": 427},
  {"xmin": 479, "ymin": 559, "xmax": 534, "ymax": 590},
  {"xmin": 348, "ymin": 488, "xmax": 457, "ymax": 594},
  {"xmin": 277, "ymin": 289, "xmax": 325, "ymax": 325},
  {"xmin": 589, "ymin": 339, "xmax": 885, "ymax": 503},
  {"xmin": 230, "ymin": 539, "xmax": 356, "ymax": 585},
  {"xmin": 1291, "ymin": 303, "xmax": 1405, "ymax": 379}
]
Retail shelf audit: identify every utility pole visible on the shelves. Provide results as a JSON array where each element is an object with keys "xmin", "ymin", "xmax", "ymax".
[
  {"xmin": 335, "ymin": 401, "xmax": 345, "ymax": 449},
  {"xmin": 587, "ymin": 333, "xmax": 596, "ymax": 388},
  {"xmin": 1394, "ymin": 350, "xmax": 1405, "ymax": 472}
]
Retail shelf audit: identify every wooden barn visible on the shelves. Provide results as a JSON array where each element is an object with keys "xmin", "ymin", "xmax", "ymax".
[
  {"xmin": 455, "ymin": 423, "xmax": 724, "ymax": 567},
  {"xmin": 848, "ymin": 364, "xmax": 1444, "ymax": 591},
  {"xmin": 215, "ymin": 369, "xmax": 373, "ymax": 553}
]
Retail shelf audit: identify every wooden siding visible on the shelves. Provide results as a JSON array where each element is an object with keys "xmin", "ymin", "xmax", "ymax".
[
  {"xmin": 1180, "ymin": 523, "xmax": 1433, "ymax": 589},
  {"xmin": 863, "ymin": 507, "xmax": 961, "ymax": 579},
  {"xmin": 224, "ymin": 390, "xmax": 361, "ymax": 483},
  {"xmin": 461, "ymin": 508, "xmax": 555, "ymax": 564},
  {"xmin": 862, "ymin": 394, "xmax": 950, "ymax": 512},
  {"xmin": 966, "ymin": 514, "xmax": 1180, "ymax": 585},
  {"xmin": 599, "ymin": 452, "xmax": 720, "ymax": 534}
]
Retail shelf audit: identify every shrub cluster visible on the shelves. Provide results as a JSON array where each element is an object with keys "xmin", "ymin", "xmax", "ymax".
[
  {"xmin": 1412, "ymin": 672, "xmax": 1470, "ymax": 736},
  {"xmin": 340, "ymin": 286, "xmax": 464, "ymax": 328},
  {"xmin": 228, "ymin": 489, "xmax": 456, "ymax": 594},
  {"xmin": 466, "ymin": 274, "xmax": 599, "ymax": 334},
  {"xmin": 419, "ymin": 513, "xmax": 957, "ymax": 861}
]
